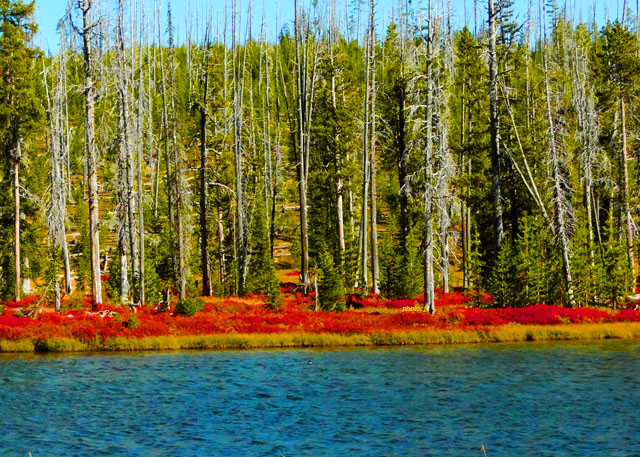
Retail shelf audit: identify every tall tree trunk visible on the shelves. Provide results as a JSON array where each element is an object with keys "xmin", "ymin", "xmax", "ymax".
[
  {"xmin": 136, "ymin": 22, "xmax": 146, "ymax": 306},
  {"xmin": 329, "ymin": 29, "xmax": 346, "ymax": 257},
  {"xmin": 119, "ymin": 247, "xmax": 129, "ymax": 303},
  {"xmin": 620, "ymin": 97, "xmax": 635, "ymax": 277},
  {"xmin": 398, "ymin": 80, "xmax": 409, "ymax": 250},
  {"xmin": 368, "ymin": 0, "xmax": 379, "ymax": 295},
  {"xmin": 424, "ymin": 0, "xmax": 435, "ymax": 314},
  {"xmin": 218, "ymin": 207, "xmax": 226, "ymax": 286},
  {"xmin": 198, "ymin": 48, "xmax": 212, "ymax": 296},
  {"xmin": 488, "ymin": 0, "xmax": 504, "ymax": 252},
  {"xmin": 294, "ymin": 0, "xmax": 312, "ymax": 293},
  {"xmin": 543, "ymin": 16, "xmax": 575, "ymax": 307},
  {"xmin": 116, "ymin": 0, "xmax": 137, "ymax": 303},
  {"xmin": 360, "ymin": 24, "xmax": 370, "ymax": 293},
  {"xmin": 460, "ymin": 89, "xmax": 470, "ymax": 289},
  {"xmin": 80, "ymin": 0, "xmax": 103, "ymax": 308},
  {"xmin": 168, "ymin": 5, "xmax": 186, "ymax": 302},
  {"xmin": 159, "ymin": 36, "xmax": 174, "ymax": 241},
  {"xmin": 233, "ymin": 0, "xmax": 248, "ymax": 294},
  {"xmin": 45, "ymin": 42, "xmax": 73, "ymax": 296},
  {"xmin": 13, "ymin": 141, "xmax": 20, "ymax": 301}
]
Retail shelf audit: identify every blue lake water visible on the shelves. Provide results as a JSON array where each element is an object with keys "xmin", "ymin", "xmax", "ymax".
[{"xmin": 0, "ymin": 340, "xmax": 639, "ymax": 456}]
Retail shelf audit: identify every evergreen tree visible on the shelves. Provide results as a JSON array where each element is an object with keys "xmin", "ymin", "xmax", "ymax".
[
  {"xmin": 245, "ymin": 191, "xmax": 281, "ymax": 305},
  {"xmin": 592, "ymin": 21, "xmax": 640, "ymax": 279},
  {"xmin": 596, "ymin": 214, "xmax": 634, "ymax": 308},
  {"xmin": 488, "ymin": 237, "xmax": 523, "ymax": 307},
  {"xmin": 0, "ymin": 0, "xmax": 43, "ymax": 300},
  {"xmin": 316, "ymin": 243, "xmax": 345, "ymax": 311}
]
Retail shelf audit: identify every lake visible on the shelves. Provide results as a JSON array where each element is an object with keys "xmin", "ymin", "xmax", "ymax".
[{"xmin": 0, "ymin": 340, "xmax": 638, "ymax": 456}]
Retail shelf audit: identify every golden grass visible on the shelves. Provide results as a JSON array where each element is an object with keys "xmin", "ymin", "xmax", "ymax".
[
  {"xmin": 1, "ymin": 322, "xmax": 639, "ymax": 353},
  {"xmin": 0, "ymin": 339, "xmax": 35, "ymax": 352}
]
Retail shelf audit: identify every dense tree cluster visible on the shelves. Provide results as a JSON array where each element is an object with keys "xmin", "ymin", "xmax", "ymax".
[{"xmin": 1, "ymin": 0, "xmax": 639, "ymax": 311}]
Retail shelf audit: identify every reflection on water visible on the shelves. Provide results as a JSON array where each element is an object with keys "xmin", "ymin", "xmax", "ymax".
[{"xmin": 0, "ymin": 340, "xmax": 638, "ymax": 456}]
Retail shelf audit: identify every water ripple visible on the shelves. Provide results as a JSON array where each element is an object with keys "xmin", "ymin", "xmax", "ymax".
[{"xmin": 0, "ymin": 341, "xmax": 638, "ymax": 456}]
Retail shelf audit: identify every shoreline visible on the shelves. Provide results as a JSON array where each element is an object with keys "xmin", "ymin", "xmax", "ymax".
[{"xmin": 1, "ymin": 322, "xmax": 639, "ymax": 353}]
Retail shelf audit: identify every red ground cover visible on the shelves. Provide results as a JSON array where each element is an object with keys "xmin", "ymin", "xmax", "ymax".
[{"xmin": 1, "ymin": 291, "xmax": 639, "ymax": 342}]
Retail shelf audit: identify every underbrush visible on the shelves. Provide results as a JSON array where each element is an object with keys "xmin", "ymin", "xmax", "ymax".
[{"xmin": 1, "ymin": 290, "xmax": 639, "ymax": 352}]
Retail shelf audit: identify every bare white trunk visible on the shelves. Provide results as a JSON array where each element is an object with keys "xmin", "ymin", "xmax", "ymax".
[{"xmin": 79, "ymin": 0, "xmax": 103, "ymax": 308}]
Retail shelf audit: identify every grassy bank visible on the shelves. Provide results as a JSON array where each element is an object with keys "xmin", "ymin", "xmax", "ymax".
[{"xmin": 2, "ymin": 322, "xmax": 639, "ymax": 353}]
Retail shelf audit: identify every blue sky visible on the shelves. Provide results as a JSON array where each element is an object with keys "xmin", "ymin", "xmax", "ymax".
[{"xmin": 34, "ymin": 0, "xmax": 628, "ymax": 54}]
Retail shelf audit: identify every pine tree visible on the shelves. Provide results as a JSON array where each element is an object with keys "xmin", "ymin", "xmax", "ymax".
[
  {"xmin": 488, "ymin": 237, "xmax": 523, "ymax": 307},
  {"xmin": 592, "ymin": 21, "xmax": 640, "ymax": 280},
  {"xmin": 316, "ymin": 243, "xmax": 344, "ymax": 311},
  {"xmin": 516, "ymin": 215, "xmax": 560, "ymax": 305},
  {"xmin": 571, "ymin": 222, "xmax": 598, "ymax": 307},
  {"xmin": 596, "ymin": 214, "xmax": 634, "ymax": 308},
  {"xmin": 466, "ymin": 230, "xmax": 486, "ymax": 307},
  {"xmin": 380, "ymin": 226, "xmax": 422, "ymax": 299},
  {"xmin": 245, "ymin": 191, "xmax": 281, "ymax": 303},
  {"xmin": 0, "ymin": 0, "xmax": 43, "ymax": 300}
]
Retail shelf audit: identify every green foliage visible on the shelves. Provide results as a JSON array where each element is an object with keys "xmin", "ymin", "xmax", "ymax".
[
  {"xmin": 245, "ymin": 193, "xmax": 281, "ymax": 304},
  {"xmin": 316, "ymin": 244, "xmax": 345, "ymax": 311},
  {"xmin": 465, "ymin": 231, "xmax": 486, "ymax": 307},
  {"xmin": 105, "ymin": 253, "xmax": 122, "ymax": 302},
  {"xmin": 487, "ymin": 216, "xmax": 561, "ymax": 307},
  {"xmin": 597, "ymin": 221, "xmax": 634, "ymax": 307},
  {"xmin": 572, "ymin": 214, "xmax": 633, "ymax": 308},
  {"xmin": 0, "ymin": 3, "xmax": 637, "ymax": 311},
  {"xmin": 341, "ymin": 238, "xmax": 360, "ymax": 292},
  {"xmin": 571, "ymin": 223, "xmax": 598, "ymax": 307},
  {"xmin": 174, "ymin": 296, "xmax": 205, "ymax": 317},
  {"xmin": 124, "ymin": 314, "xmax": 139, "ymax": 329},
  {"xmin": 70, "ymin": 187, "xmax": 91, "ymax": 293},
  {"xmin": 265, "ymin": 279, "xmax": 284, "ymax": 311},
  {"xmin": 517, "ymin": 216, "xmax": 561, "ymax": 306},
  {"xmin": 488, "ymin": 238, "xmax": 522, "ymax": 307},
  {"xmin": 380, "ymin": 227, "xmax": 422, "ymax": 299},
  {"xmin": 142, "ymin": 256, "xmax": 163, "ymax": 305},
  {"xmin": 0, "ymin": 0, "xmax": 45, "ymax": 300},
  {"xmin": 592, "ymin": 21, "xmax": 639, "ymax": 103}
]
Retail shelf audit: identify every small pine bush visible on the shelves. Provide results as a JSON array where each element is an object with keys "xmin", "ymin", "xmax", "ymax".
[
  {"xmin": 571, "ymin": 222, "xmax": 598, "ymax": 307},
  {"xmin": 246, "ymin": 190, "xmax": 282, "ymax": 302},
  {"xmin": 465, "ymin": 231, "xmax": 486, "ymax": 307},
  {"xmin": 174, "ymin": 297, "xmax": 205, "ymax": 317},
  {"xmin": 124, "ymin": 314, "xmax": 139, "ymax": 329},
  {"xmin": 488, "ymin": 238, "xmax": 522, "ymax": 307},
  {"xmin": 597, "ymin": 222, "xmax": 634, "ymax": 308},
  {"xmin": 266, "ymin": 277, "xmax": 284, "ymax": 311},
  {"xmin": 316, "ymin": 245, "xmax": 345, "ymax": 311},
  {"xmin": 380, "ymin": 227, "xmax": 423, "ymax": 299}
]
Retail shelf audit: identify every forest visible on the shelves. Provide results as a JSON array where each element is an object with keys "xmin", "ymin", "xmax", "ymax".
[{"xmin": 1, "ymin": 0, "xmax": 639, "ymax": 315}]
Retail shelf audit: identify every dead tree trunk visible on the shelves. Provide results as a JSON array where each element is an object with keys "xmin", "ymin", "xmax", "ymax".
[
  {"xmin": 460, "ymin": 86, "xmax": 471, "ymax": 289},
  {"xmin": 436, "ymin": 16, "xmax": 454, "ymax": 294},
  {"xmin": 423, "ymin": 0, "xmax": 435, "ymax": 314},
  {"xmin": 197, "ymin": 37, "xmax": 212, "ymax": 296},
  {"xmin": 620, "ymin": 97, "xmax": 635, "ymax": 277},
  {"xmin": 368, "ymin": 0, "xmax": 380, "ymax": 295},
  {"xmin": 360, "ymin": 24, "xmax": 370, "ymax": 293},
  {"xmin": 293, "ymin": 0, "xmax": 317, "ymax": 294},
  {"xmin": 137, "ymin": 14, "xmax": 147, "ymax": 306},
  {"xmin": 44, "ymin": 41, "xmax": 73, "ymax": 297},
  {"xmin": 570, "ymin": 36, "xmax": 600, "ymax": 288},
  {"xmin": 543, "ymin": 12, "xmax": 575, "ymax": 307},
  {"xmin": 329, "ymin": 33, "xmax": 346, "ymax": 257},
  {"xmin": 168, "ymin": 4, "xmax": 187, "ymax": 302},
  {"xmin": 488, "ymin": 0, "xmax": 504, "ymax": 252},
  {"xmin": 79, "ymin": 0, "xmax": 103, "ymax": 308},
  {"xmin": 116, "ymin": 0, "xmax": 136, "ymax": 303},
  {"xmin": 233, "ymin": 0, "xmax": 248, "ymax": 294}
]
